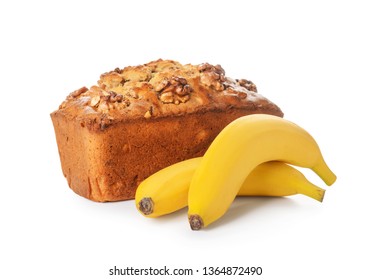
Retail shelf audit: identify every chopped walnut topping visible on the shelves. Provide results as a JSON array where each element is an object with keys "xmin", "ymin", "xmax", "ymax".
[
  {"xmin": 176, "ymin": 84, "xmax": 192, "ymax": 96},
  {"xmin": 198, "ymin": 63, "xmax": 226, "ymax": 91},
  {"xmin": 59, "ymin": 87, "xmax": 89, "ymax": 108},
  {"xmin": 155, "ymin": 79, "xmax": 170, "ymax": 92},
  {"xmin": 236, "ymin": 79, "xmax": 257, "ymax": 92},
  {"xmin": 99, "ymin": 72, "xmax": 124, "ymax": 89},
  {"xmin": 126, "ymin": 89, "xmax": 139, "ymax": 99},
  {"xmin": 156, "ymin": 76, "xmax": 192, "ymax": 104},
  {"xmin": 122, "ymin": 66, "xmax": 152, "ymax": 82},
  {"xmin": 69, "ymin": 87, "xmax": 88, "ymax": 98},
  {"xmin": 108, "ymin": 91, "xmax": 124, "ymax": 103},
  {"xmin": 90, "ymin": 96, "xmax": 100, "ymax": 107},
  {"xmin": 177, "ymin": 94, "xmax": 190, "ymax": 103},
  {"xmin": 198, "ymin": 63, "xmax": 225, "ymax": 75},
  {"xmin": 98, "ymin": 101, "xmax": 109, "ymax": 112},
  {"xmin": 87, "ymin": 89, "xmax": 130, "ymax": 113},
  {"xmin": 57, "ymin": 60, "xmax": 264, "ymax": 130},
  {"xmin": 113, "ymin": 67, "xmax": 122, "ymax": 74},
  {"xmin": 224, "ymin": 86, "xmax": 247, "ymax": 99},
  {"xmin": 160, "ymin": 92, "xmax": 174, "ymax": 103}
]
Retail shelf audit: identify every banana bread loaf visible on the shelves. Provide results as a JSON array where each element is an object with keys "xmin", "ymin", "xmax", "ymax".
[{"xmin": 51, "ymin": 59, "xmax": 283, "ymax": 202}]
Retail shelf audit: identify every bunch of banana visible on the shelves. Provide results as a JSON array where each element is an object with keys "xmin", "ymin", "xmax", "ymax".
[
  {"xmin": 135, "ymin": 114, "xmax": 336, "ymax": 230},
  {"xmin": 136, "ymin": 159, "xmax": 325, "ymax": 217}
]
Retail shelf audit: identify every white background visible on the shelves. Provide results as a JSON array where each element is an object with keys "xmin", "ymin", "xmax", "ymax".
[{"xmin": 1, "ymin": 0, "xmax": 369, "ymax": 279}]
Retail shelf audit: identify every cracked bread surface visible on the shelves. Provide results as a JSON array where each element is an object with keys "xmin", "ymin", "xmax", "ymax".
[{"xmin": 51, "ymin": 59, "xmax": 283, "ymax": 202}]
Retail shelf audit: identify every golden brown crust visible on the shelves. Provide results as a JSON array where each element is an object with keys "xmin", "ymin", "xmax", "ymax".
[
  {"xmin": 54, "ymin": 59, "xmax": 281, "ymax": 131},
  {"xmin": 51, "ymin": 59, "xmax": 283, "ymax": 202}
]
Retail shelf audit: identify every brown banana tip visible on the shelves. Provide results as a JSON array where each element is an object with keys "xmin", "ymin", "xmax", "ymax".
[
  {"xmin": 320, "ymin": 190, "xmax": 326, "ymax": 203},
  {"xmin": 139, "ymin": 197, "xmax": 154, "ymax": 215},
  {"xmin": 189, "ymin": 214, "xmax": 204, "ymax": 231}
]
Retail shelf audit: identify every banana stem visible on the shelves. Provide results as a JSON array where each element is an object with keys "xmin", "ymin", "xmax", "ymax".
[
  {"xmin": 313, "ymin": 159, "xmax": 337, "ymax": 186},
  {"xmin": 299, "ymin": 185, "xmax": 326, "ymax": 202}
]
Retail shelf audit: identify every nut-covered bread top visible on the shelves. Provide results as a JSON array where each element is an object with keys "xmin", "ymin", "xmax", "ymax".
[{"xmin": 54, "ymin": 59, "xmax": 281, "ymax": 130}]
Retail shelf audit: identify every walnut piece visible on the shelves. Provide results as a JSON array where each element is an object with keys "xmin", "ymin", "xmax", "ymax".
[
  {"xmin": 198, "ymin": 63, "xmax": 226, "ymax": 91},
  {"xmin": 87, "ymin": 89, "xmax": 130, "ymax": 113},
  {"xmin": 99, "ymin": 72, "xmax": 124, "ymax": 89},
  {"xmin": 107, "ymin": 91, "xmax": 124, "ymax": 103},
  {"xmin": 90, "ymin": 96, "xmax": 100, "ymax": 107},
  {"xmin": 69, "ymin": 87, "xmax": 89, "ymax": 98},
  {"xmin": 121, "ymin": 66, "xmax": 152, "ymax": 82},
  {"xmin": 160, "ymin": 92, "xmax": 174, "ymax": 103},
  {"xmin": 236, "ymin": 79, "xmax": 257, "ymax": 92},
  {"xmin": 156, "ymin": 76, "xmax": 192, "ymax": 104}
]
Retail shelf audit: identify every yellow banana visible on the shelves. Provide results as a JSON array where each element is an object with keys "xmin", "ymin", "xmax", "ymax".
[
  {"xmin": 238, "ymin": 161, "xmax": 325, "ymax": 200},
  {"xmin": 136, "ymin": 157, "xmax": 200, "ymax": 217},
  {"xmin": 135, "ymin": 158, "xmax": 325, "ymax": 218},
  {"xmin": 188, "ymin": 114, "xmax": 336, "ymax": 230}
]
